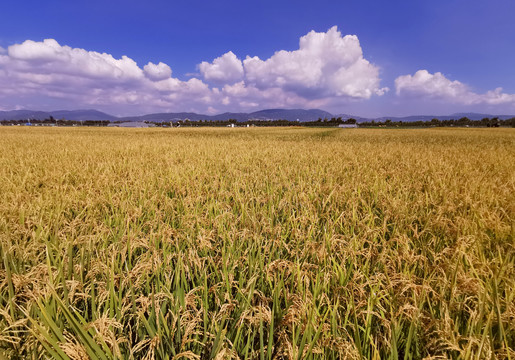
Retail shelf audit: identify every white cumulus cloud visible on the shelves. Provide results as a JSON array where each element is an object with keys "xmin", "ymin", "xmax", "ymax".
[
  {"xmin": 193, "ymin": 26, "xmax": 389, "ymax": 113},
  {"xmin": 242, "ymin": 26, "xmax": 387, "ymax": 99},
  {"xmin": 0, "ymin": 38, "xmax": 217, "ymax": 114},
  {"xmin": 199, "ymin": 51, "xmax": 243, "ymax": 84},
  {"xmin": 144, "ymin": 61, "xmax": 172, "ymax": 81},
  {"xmin": 199, "ymin": 26, "xmax": 387, "ymax": 101},
  {"xmin": 8, "ymin": 39, "xmax": 144, "ymax": 82},
  {"xmin": 395, "ymin": 70, "xmax": 515, "ymax": 105},
  {"xmin": 0, "ymin": 30, "xmax": 389, "ymax": 114},
  {"xmin": 2, "ymin": 31, "xmax": 514, "ymax": 116}
]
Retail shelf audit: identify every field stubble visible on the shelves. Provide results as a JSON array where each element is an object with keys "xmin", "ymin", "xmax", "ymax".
[{"xmin": 0, "ymin": 127, "xmax": 513, "ymax": 359}]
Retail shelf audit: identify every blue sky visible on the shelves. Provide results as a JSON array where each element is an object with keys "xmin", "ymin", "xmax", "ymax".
[{"xmin": 0, "ymin": 0, "xmax": 514, "ymax": 117}]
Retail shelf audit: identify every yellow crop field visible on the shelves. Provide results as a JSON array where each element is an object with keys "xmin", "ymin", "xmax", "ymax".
[{"xmin": 0, "ymin": 127, "xmax": 514, "ymax": 359}]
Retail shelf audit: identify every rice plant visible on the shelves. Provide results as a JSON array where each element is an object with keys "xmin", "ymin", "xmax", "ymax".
[{"xmin": 0, "ymin": 127, "xmax": 513, "ymax": 359}]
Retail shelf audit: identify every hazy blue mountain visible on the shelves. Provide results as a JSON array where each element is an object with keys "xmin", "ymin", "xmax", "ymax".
[
  {"xmin": 119, "ymin": 112, "xmax": 208, "ymax": 122},
  {"xmin": 1, "ymin": 108, "xmax": 513, "ymax": 123},
  {"xmin": 209, "ymin": 112, "xmax": 250, "ymax": 121},
  {"xmin": 334, "ymin": 113, "xmax": 370, "ymax": 122},
  {"xmin": 119, "ymin": 109, "xmax": 334, "ymax": 122},
  {"xmin": 0, "ymin": 110, "xmax": 52, "ymax": 120},
  {"xmin": 247, "ymin": 109, "xmax": 333, "ymax": 121},
  {"xmin": 0, "ymin": 109, "xmax": 116, "ymax": 121},
  {"xmin": 51, "ymin": 110, "xmax": 117, "ymax": 121}
]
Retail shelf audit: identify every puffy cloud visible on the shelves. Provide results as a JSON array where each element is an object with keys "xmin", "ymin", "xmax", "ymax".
[
  {"xmin": 3, "ymin": 31, "xmax": 514, "ymax": 116},
  {"xmin": 395, "ymin": 70, "xmax": 468, "ymax": 98},
  {"xmin": 395, "ymin": 70, "xmax": 515, "ymax": 105},
  {"xmin": 198, "ymin": 27, "xmax": 387, "ymax": 101},
  {"xmin": 0, "ymin": 30, "xmax": 388, "ymax": 114},
  {"xmin": 8, "ymin": 39, "xmax": 144, "ymax": 82},
  {"xmin": 8, "ymin": 39, "xmax": 64, "ymax": 61},
  {"xmin": 242, "ymin": 26, "xmax": 387, "ymax": 99},
  {"xmin": 199, "ymin": 51, "xmax": 243, "ymax": 84},
  {"xmin": 194, "ymin": 27, "xmax": 387, "ymax": 112},
  {"xmin": 480, "ymin": 88, "xmax": 515, "ymax": 105},
  {"xmin": 220, "ymin": 81, "xmax": 322, "ymax": 110},
  {"xmin": 0, "ymin": 38, "xmax": 216, "ymax": 114},
  {"xmin": 144, "ymin": 61, "xmax": 172, "ymax": 81}
]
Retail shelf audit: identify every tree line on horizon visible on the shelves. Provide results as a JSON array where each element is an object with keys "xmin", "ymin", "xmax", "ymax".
[
  {"xmin": 359, "ymin": 116, "xmax": 514, "ymax": 128},
  {"xmin": 1, "ymin": 116, "xmax": 514, "ymax": 127}
]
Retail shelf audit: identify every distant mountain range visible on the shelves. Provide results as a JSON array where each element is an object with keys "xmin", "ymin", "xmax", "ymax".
[
  {"xmin": 118, "ymin": 109, "xmax": 335, "ymax": 122},
  {"xmin": 1, "ymin": 109, "xmax": 514, "ymax": 123},
  {"xmin": 0, "ymin": 109, "xmax": 117, "ymax": 121}
]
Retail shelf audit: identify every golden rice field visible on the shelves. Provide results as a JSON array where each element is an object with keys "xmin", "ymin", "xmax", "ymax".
[{"xmin": 0, "ymin": 127, "xmax": 514, "ymax": 359}]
